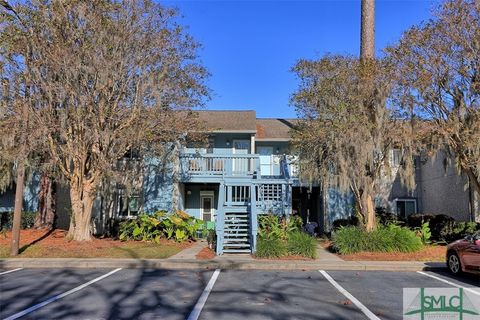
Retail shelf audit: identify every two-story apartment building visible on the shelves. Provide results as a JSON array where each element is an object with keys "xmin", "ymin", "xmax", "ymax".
[
  {"xmin": 142, "ymin": 110, "xmax": 304, "ymax": 254},
  {"xmin": 1, "ymin": 109, "xmax": 478, "ymax": 255}
]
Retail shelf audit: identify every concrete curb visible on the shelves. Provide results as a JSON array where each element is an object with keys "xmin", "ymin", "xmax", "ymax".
[{"xmin": 0, "ymin": 258, "xmax": 446, "ymax": 272}]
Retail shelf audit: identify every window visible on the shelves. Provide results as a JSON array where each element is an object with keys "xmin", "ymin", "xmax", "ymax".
[
  {"xmin": 118, "ymin": 192, "xmax": 141, "ymax": 218},
  {"xmin": 395, "ymin": 199, "xmax": 416, "ymax": 218},
  {"xmin": 233, "ymin": 140, "xmax": 250, "ymax": 153},
  {"xmin": 206, "ymin": 137, "xmax": 215, "ymax": 154},
  {"xmin": 391, "ymin": 149, "xmax": 402, "ymax": 167}
]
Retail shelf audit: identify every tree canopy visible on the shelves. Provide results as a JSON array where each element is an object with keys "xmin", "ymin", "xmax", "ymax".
[{"xmin": 0, "ymin": 0, "xmax": 209, "ymax": 240}]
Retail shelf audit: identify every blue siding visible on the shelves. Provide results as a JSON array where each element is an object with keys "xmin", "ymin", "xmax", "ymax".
[
  {"xmin": 255, "ymin": 141, "xmax": 289, "ymax": 154},
  {"xmin": 142, "ymin": 158, "xmax": 175, "ymax": 213},
  {"xmin": 185, "ymin": 133, "xmax": 253, "ymax": 155},
  {"xmin": 325, "ymin": 188, "xmax": 355, "ymax": 229},
  {"xmin": 0, "ymin": 173, "xmax": 40, "ymax": 213},
  {"xmin": 184, "ymin": 184, "xmax": 219, "ymax": 219},
  {"xmin": 0, "ymin": 188, "xmax": 14, "ymax": 212}
]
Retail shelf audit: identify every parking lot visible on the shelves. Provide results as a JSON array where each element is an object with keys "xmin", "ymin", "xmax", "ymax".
[{"xmin": 1, "ymin": 268, "xmax": 479, "ymax": 320}]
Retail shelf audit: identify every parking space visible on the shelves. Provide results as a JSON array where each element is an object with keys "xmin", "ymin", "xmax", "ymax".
[
  {"xmin": 325, "ymin": 271, "xmax": 456, "ymax": 320},
  {"xmin": 199, "ymin": 270, "xmax": 365, "ymax": 320},
  {"xmin": 1, "ymin": 269, "xmax": 213, "ymax": 320},
  {"xmin": 1, "ymin": 268, "xmax": 479, "ymax": 320}
]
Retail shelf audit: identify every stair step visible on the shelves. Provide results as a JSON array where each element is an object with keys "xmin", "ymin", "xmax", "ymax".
[
  {"xmin": 224, "ymin": 241, "xmax": 249, "ymax": 244},
  {"xmin": 223, "ymin": 243, "xmax": 251, "ymax": 247},
  {"xmin": 225, "ymin": 229, "xmax": 248, "ymax": 232},
  {"xmin": 223, "ymin": 249, "xmax": 251, "ymax": 253},
  {"xmin": 224, "ymin": 237, "xmax": 249, "ymax": 241},
  {"xmin": 224, "ymin": 233, "xmax": 249, "ymax": 237}
]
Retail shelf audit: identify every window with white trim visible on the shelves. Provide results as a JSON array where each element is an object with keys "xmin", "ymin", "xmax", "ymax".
[
  {"xmin": 117, "ymin": 191, "xmax": 141, "ymax": 218},
  {"xmin": 391, "ymin": 149, "xmax": 402, "ymax": 167}
]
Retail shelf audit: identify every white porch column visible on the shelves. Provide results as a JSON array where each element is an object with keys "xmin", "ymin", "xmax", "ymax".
[{"xmin": 250, "ymin": 134, "xmax": 255, "ymax": 154}]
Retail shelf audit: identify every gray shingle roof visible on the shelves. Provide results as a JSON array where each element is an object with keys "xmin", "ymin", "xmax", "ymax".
[
  {"xmin": 256, "ymin": 118, "xmax": 297, "ymax": 141},
  {"xmin": 194, "ymin": 110, "xmax": 297, "ymax": 140},
  {"xmin": 197, "ymin": 110, "xmax": 257, "ymax": 132}
]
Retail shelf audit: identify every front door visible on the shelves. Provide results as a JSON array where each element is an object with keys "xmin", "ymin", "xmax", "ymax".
[
  {"xmin": 258, "ymin": 146, "xmax": 273, "ymax": 176},
  {"xmin": 200, "ymin": 194, "xmax": 214, "ymax": 222}
]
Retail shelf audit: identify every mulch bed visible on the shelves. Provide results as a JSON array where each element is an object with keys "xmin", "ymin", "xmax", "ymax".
[
  {"xmin": 254, "ymin": 255, "xmax": 314, "ymax": 261},
  {"xmin": 0, "ymin": 228, "xmax": 192, "ymax": 258},
  {"xmin": 196, "ymin": 247, "xmax": 216, "ymax": 260},
  {"xmin": 340, "ymin": 245, "xmax": 447, "ymax": 261}
]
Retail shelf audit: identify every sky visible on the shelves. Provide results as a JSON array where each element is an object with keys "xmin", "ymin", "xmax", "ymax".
[{"xmin": 164, "ymin": 0, "xmax": 438, "ymax": 118}]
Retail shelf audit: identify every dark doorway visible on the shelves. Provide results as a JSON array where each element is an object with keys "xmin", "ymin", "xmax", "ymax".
[{"xmin": 292, "ymin": 187, "xmax": 321, "ymax": 228}]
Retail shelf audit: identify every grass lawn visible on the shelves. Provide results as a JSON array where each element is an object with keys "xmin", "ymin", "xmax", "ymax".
[{"xmin": 0, "ymin": 229, "xmax": 191, "ymax": 259}]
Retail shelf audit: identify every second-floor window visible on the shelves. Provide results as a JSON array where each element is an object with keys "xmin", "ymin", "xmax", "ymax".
[
  {"xmin": 390, "ymin": 149, "xmax": 402, "ymax": 167},
  {"xmin": 233, "ymin": 140, "xmax": 250, "ymax": 154}
]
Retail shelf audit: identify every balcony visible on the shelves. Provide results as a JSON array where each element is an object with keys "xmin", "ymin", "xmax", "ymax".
[{"xmin": 179, "ymin": 152, "xmax": 299, "ymax": 181}]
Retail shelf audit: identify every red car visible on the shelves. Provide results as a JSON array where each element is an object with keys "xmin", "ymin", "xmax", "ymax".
[{"xmin": 446, "ymin": 231, "xmax": 480, "ymax": 275}]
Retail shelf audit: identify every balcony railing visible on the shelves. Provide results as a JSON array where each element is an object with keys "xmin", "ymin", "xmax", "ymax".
[
  {"xmin": 180, "ymin": 153, "xmax": 259, "ymax": 177},
  {"xmin": 180, "ymin": 153, "xmax": 299, "ymax": 179}
]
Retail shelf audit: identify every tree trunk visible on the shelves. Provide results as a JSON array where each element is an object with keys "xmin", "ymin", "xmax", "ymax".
[
  {"xmin": 34, "ymin": 174, "xmax": 56, "ymax": 229},
  {"xmin": 67, "ymin": 181, "xmax": 95, "ymax": 241},
  {"xmin": 10, "ymin": 159, "xmax": 25, "ymax": 256},
  {"xmin": 364, "ymin": 194, "xmax": 376, "ymax": 231},
  {"xmin": 466, "ymin": 168, "xmax": 480, "ymax": 198},
  {"xmin": 360, "ymin": 0, "xmax": 375, "ymax": 61}
]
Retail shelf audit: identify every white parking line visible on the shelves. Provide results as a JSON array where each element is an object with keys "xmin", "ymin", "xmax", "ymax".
[
  {"xmin": 417, "ymin": 271, "xmax": 480, "ymax": 296},
  {"xmin": 0, "ymin": 268, "xmax": 23, "ymax": 275},
  {"xmin": 3, "ymin": 268, "xmax": 122, "ymax": 320},
  {"xmin": 187, "ymin": 269, "xmax": 221, "ymax": 320},
  {"xmin": 319, "ymin": 270, "xmax": 381, "ymax": 320}
]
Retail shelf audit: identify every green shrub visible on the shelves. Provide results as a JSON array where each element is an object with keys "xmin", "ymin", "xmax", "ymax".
[
  {"xmin": 407, "ymin": 214, "xmax": 455, "ymax": 241},
  {"xmin": 332, "ymin": 215, "xmax": 359, "ymax": 230},
  {"xmin": 119, "ymin": 214, "xmax": 162, "ymax": 242},
  {"xmin": 414, "ymin": 221, "xmax": 431, "ymax": 244},
  {"xmin": 376, "ymin": 207, "xmax": 406, "ymax": 226},
  {"xmin": 0, "ymin": 211, "xmax": 36, "ymax": 230},
  {"xmin": 255, "ymin": 237, "xmax": 287, "ymax": 258},
  {"xmin": 287, "ymin": 232, "xmax": 317, "ymax": 258},
  {"xmin": 438, "ymin": 221, "xmax": 480, "ymax": 243},
  {"xmin": 332, "ymin": 225, "xmax": 423, "ymax": 255},
  {"xmin": 119, "ymin": 210, "xmax": 204, "ymax": 243},
  {"xmin": 258, "ymin": 214, "xmax": 302, "ymax": 240},
  {"xmin": 258, "ymin": 214, "xmax": 284, "ymax": 240},
  {"xmin": 331, "ymin": 226, "xmax": 368, "ymax": 254}
]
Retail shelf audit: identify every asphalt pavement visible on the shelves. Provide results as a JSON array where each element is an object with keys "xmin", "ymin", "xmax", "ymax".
[{"xmin": 1, "ymin": 268, "xmax": 479, "ymax": 320}]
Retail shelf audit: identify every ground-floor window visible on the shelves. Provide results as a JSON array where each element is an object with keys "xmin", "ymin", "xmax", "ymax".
[
  {"xmin": 395, "ymin": 198, "xmax": 417, "ymax": 218},
  {"xmin": 117, "ymin": 192, "xmax": 141, "ymax": 218}
]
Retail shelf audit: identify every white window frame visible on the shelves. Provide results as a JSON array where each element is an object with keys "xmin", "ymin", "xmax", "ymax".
[
  {"xmin": 117, "ymin": 192, "xmax": 141, "ymax": 219},
  {"xmin": 390, "ymin": 149, "xmax": 402, "ymax": 167},
  {"xmin": 233, "ymin": 139, "xmax": 250, "ymax": 153}
]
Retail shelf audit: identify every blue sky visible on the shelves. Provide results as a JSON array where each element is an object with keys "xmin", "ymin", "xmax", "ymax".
[{"xmin": 164, "ymin": 0, "xmax": 438, "ymax": 118}]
